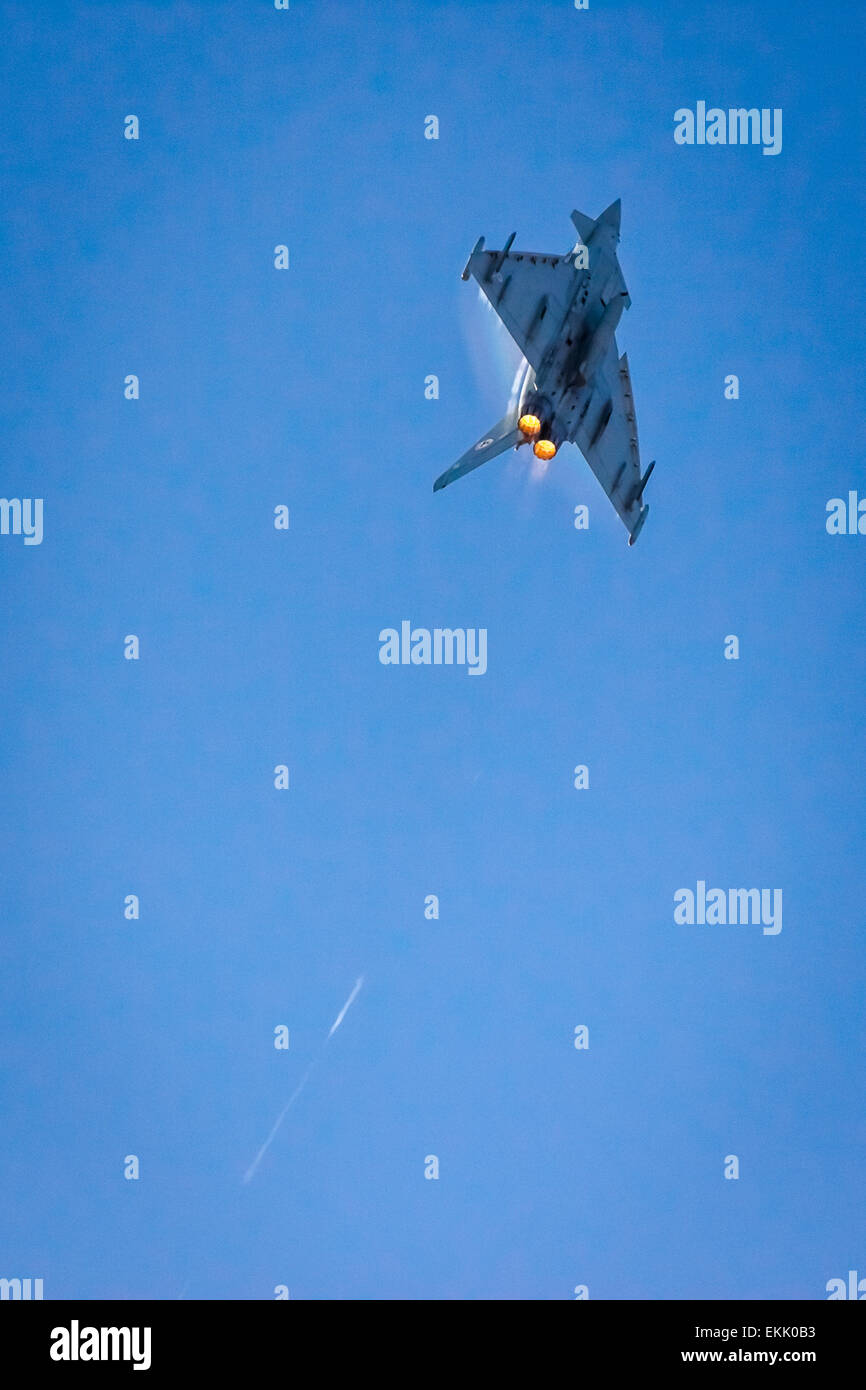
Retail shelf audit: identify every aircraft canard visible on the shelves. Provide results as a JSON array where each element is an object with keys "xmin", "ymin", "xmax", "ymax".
[{"xmin": 434, "ymin": 200, "xmax": 655, "ymax": 546}]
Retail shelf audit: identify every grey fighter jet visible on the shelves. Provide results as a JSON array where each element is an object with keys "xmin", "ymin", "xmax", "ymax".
[{"xmin": 434, "ymin": 199, "xmax": 654, "ymax": 545}]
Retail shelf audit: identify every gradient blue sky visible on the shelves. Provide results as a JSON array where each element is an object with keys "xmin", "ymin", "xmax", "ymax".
[{"xmin": 1, "ymin": 0, "xmax": 864, "ymax": 1300}]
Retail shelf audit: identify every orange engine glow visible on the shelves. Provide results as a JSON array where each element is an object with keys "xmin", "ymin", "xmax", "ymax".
[
  {"xmin": 534, "ymin": 439, "xmax": 557, "ymax": 461},
  {"xmin": 518, "ymin": 414, "xmax": 541, "ymax": 437}
]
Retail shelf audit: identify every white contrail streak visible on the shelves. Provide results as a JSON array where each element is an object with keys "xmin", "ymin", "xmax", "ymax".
[
  {"xmin": 242, "ymin": 976, "xmax": 364, "ymax": 1184},
  {"xmin": 242, "ymin": 1063, "xmax": 316, "ymax": 1185},
  {"xmin": 327, "ymin": 975, "xmax": 364, "ymax": 1039}
]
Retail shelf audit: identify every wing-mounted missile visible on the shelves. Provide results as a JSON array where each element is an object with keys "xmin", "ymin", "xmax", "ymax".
[
  {"xmin": 635, "ymin": 459, "xmax": 655, "ymax": 501},
  {"xmin": 462, "ymin": 232, "xmax": 517, "ymax": 283},
  {"xmin": 624, "ymin": 460, "xmax": 656, "ymax": 508},
  {"xmin": 485, "ymin": 232, "xmax": 516, "ymax": 281}
]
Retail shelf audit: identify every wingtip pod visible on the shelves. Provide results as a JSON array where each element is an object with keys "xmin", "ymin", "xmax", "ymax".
[{"xmin": 627, "ymin": 504, "xmax": 649, "ymax": 546}]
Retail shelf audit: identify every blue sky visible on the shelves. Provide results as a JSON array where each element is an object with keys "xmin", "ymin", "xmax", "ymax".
[{"xmin": 0, "ymin": 0, "xmax": 863, "ymax": 1299}]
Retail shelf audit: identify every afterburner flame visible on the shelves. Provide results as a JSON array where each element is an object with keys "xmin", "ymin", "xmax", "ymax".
[
  {"xmin": 534, "ymin": 439, "xmax": 557, "ymax": 460},
  {"xmin": 518, "ymin": 414, "xmax": 541, "ymax": 437}
]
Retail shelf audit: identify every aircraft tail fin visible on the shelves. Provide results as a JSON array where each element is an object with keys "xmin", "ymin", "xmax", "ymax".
[
  {"xmin": 597, "ymin": 198, "xmax": 622, "ymax": 233},
  {"xmin": 570, "ymin": 209, "xmax": 597, "ymax": 244},
  {"xmin": 571, "ymin": 199, "xmax": 622, "ymax": 245}
]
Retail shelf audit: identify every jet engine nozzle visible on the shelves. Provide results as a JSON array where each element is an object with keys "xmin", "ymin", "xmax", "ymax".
[
  {"xmin": 534, "ymin": 439, "xmax": 557, "ymax": 461},
  {"xmin": 518, "ymin": 414, "xmax": 542, "ymax": 438}
]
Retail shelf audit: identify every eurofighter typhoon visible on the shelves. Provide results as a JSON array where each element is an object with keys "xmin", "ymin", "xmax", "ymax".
[{"xmin": 434, "ymin": 199, "xmax": 654, "ymax": 545}]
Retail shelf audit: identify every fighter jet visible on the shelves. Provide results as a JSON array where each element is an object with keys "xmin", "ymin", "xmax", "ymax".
[{"xmin": 433, "ymin": 199, "xmax": 654, "ymax": 545}]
